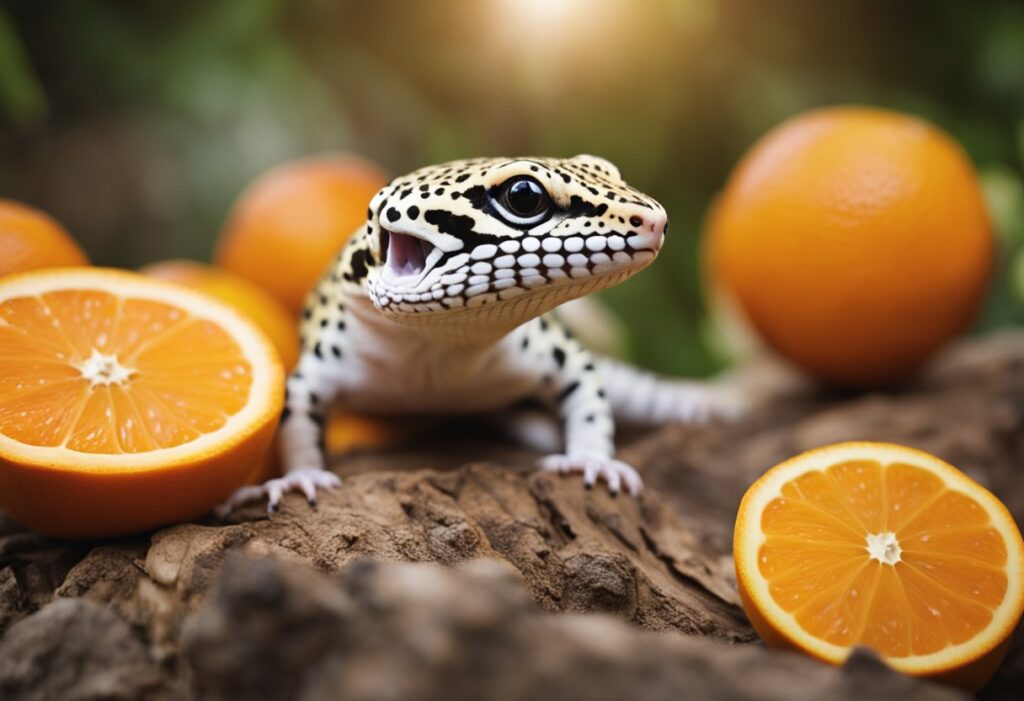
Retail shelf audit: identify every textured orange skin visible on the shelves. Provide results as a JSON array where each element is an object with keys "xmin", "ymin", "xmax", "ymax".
[
  {"xmin": 215, "ymin": 154, "xmax": 388, "ymax": 314},
  {"xmin": 0, "ymin": 199, "xmax": 89, "ymax": 276},
  {"xmin": 0, "ymin": 414, "xmax": 278, "ymax": 540},
  {"xmin": 141, "ymin": 259, "xmax": 301, "ymax": 371},
  {"xmin": 707, "ymin": 107, "xmax": 994, "ymax": 387}
]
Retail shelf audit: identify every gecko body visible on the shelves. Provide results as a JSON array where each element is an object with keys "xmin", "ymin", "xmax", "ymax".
[{"xmin": 223, "ymin": 155, "xmax": 734, "ymax": 512}]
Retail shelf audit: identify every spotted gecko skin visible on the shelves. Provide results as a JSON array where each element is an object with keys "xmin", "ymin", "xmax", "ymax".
[{"xmin": 221, "ymin": 155, "xmax": 734, "ymax": 514}]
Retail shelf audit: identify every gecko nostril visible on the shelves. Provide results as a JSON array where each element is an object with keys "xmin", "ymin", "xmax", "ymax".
[{"xmin": 629, "ymin": 215, "xmax": 643, "ymax": 227}]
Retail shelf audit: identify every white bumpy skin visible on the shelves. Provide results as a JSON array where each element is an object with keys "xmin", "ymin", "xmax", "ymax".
[{"xmin": 220, "ymin": 155, "xmax": 737, "ymax": 514}]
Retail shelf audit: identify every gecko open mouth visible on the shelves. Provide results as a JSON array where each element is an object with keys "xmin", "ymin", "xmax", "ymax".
[{"xmin": 382, "ymin": 229, "xmax": 436, "ymax": 280}]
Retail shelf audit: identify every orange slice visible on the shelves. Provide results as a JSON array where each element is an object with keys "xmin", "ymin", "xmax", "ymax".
[
  {"xmin": 734, "ymin": 442, "xmax": 1024, "ymax": 689},
  {"xmin": 0, "ymin": 268, "xmax": 284, "ymax": 538}
]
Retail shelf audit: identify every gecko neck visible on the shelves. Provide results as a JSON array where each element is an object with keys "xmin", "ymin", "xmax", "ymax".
[
  {"xmin": 355, "ymin": 271, "xmax": 628, "ymax": 350},
  {"xmin": 348, "ymin": 289, "xmax": 517, "ymax": 351}
]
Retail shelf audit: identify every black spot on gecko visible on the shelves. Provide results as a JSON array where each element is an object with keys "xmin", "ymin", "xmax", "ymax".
[
  {"xmin": 557, "ymin": 381, "xmax": 580, "ymax": 403},
  {"xmin": 585, "ymin": 414, "xmax": 595, "ymax": 423},
  {"xmin": 386, "ymin": 207, "xmax": 401, "ymax": 222},
  {"xmin": 539, "ymin": 318, "xmax": 549, "ymax": 331},
  {"xmin": 552, "ymin": 347, "xmax": 566, "ymax": 368},
  {"xmin": 313, "ymin": 342, "xmax": 323, "ymax": 359},
  {"xmin": 583, "ymin": 362, "xmax": 595, "ymax": 371},
  {"xmin": 597, "ymin": 389, "xmax": 606, "ymax": 399},
  {"xmin": 344, "ymin": 248, "xmax": 373, "ymax": 283},
  {"xmin": 320, "ymin": 318, "xmax": 328, "ymax": 328},
  {"xmin": 461, "ymin": 185, "xmax": 489, "ymax": 211},
  {"xmin": 566, "ymin": 196, "xmax": 608, "ymax": 218},
  {"xmin": 424, "ymin": 209, "xmax": 504, "ymax": 249},
  {"xmin": 521, "ymin": 336, "xmax": 529, "ymax": 350},
  {"xmin": 331, "ymin": 345, "xmax": 342, "ymax": 358},
  {"xmin": 280, "ymin": 407, "xmax": 291, "ymax": 424},
  {"xmin": 337, "ymin": 320, "xmax": 346, "ymax": 331},
  {"xmin": 407, "ymin": 205, "xmax": 420, "ymax": 220},
  {"xmin": 455, "ymin": 173, "xmax": 471, "ymax": 183}
]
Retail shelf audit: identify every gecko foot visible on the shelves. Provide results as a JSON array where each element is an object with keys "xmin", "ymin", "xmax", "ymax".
[
  {"xmin": 537, "ymin": 454, "xmax": 643, "ymax": 497},
  {"xmin": 215, "ymin": 468, "xmax": 342, "ymax": 518}
]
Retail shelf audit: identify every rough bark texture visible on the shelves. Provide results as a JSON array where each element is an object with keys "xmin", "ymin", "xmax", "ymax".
[{"xmin": 0, "ymin": 331, "xmax": 1022, "ymax": 700}]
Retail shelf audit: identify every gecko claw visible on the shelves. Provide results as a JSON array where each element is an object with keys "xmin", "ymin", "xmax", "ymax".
[
  {"xmin": 216, "ymin": 468, "xmax": 342, "ymax": 517},
  {"xmin": 538, "ymin": 454, "xmax": 642, "ymax": 497}
]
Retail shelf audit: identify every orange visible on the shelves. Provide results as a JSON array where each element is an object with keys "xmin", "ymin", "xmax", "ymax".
[
  {"xmin": 734, "ymin": 442, "xmax": 1024, "ymax": 690},
  {"xmin": 325, "ymin": 408, "xmax": 413, "ymax": 455},
  {"xmin": 215, "ymin": 154, "xmax": 388, "ymax": 314},
  {"xmin": 0, "ymin": 199, "xmax": 89, "ymax": 277},
  {"xmin": 0, "ymin": 268, "xmax": 284, "ymax": 538},
  {"xmin": 706, "ymin": 107, "xmax": 994, "ymax": 387},
  {"xmin": 141, "ymin": 259, "xmax": 301, "ymax": 371}
]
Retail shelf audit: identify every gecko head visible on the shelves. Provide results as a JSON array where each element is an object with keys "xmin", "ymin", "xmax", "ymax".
[{"xmin": 363, "ymin": 155, "xmax": 667, "ymax": 328}]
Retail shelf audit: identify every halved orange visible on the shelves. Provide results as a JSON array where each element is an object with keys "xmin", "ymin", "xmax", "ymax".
[
  {"xmin": 140, "ymin": 259, "xmax": 301, "ymax": 370},
  {"xmin": 0, "ymin": 268, "xmax": 284, "ymax": 538},
  {"xmin": 734, "ymin": 442, "xmax": 1024, "ymax": 689}
]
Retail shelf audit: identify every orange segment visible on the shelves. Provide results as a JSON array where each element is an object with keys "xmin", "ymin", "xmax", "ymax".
[
  {"xmin": 735, "ymin": 442, "xmax": 1024, "ymax": 690},
  {"xmin": 141, "ymin": 260, "xmax": 301, "ymax": 371},
  {"xmin": 0, "ymin": 268, "xmax": 284, "ymax": 538}
]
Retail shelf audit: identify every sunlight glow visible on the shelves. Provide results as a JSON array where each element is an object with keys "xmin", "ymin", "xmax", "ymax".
[{"xmin": 492, "ymin": 0, "xmax": 621, "ymax": 49}]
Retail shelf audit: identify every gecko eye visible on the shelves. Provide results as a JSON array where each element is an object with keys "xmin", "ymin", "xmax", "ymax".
[{"xmin": 490, "ymin": 176, "xmax": 553, "ymax": 227}]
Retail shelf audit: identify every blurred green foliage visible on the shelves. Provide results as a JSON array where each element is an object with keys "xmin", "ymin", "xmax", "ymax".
[{"xmin": 1, "ymin": 0, "xmax": 1023, "ymax": 376}]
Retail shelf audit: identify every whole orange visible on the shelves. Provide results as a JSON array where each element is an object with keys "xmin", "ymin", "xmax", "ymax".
[
  {"xmin": 141, "ymin": 259, "xmax": 300, "ymax": 371},
  {"xmin": 215, "ymin": 154, "xmax": 388, "ymax": 314},
  {"xmin": 0, "ymin": 199, "xmax": 89, "ymax": 277},
  {"xmin": 706, "ymin": 107, "xmax": 994, "ymax": 387}
]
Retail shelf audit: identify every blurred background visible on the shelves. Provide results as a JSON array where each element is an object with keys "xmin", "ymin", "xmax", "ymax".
[{"xmin": 1, "ymin": 0, "xmax": 1023, "ymax": 377}]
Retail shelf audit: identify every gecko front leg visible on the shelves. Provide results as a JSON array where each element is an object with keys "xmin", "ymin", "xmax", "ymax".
[
  {"xmin": 217, "ymin": 352, "xmax": 343, "ymax": 515},
  {"xmin": 530, "ymin": 319, "xmax": 642, "ymax": 497},
  {"xmin": 217, "ymin": 284, "xmax": 352, "ymax": 516}
]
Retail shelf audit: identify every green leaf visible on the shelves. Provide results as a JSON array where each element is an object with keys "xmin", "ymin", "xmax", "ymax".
[
  {"xmin": 980, "ymin": 165, "xmax": 1024, "ymax": 251},
  {"xmin": 0, "ymin": 8, "xmax": 47, "ymax": 126}
]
